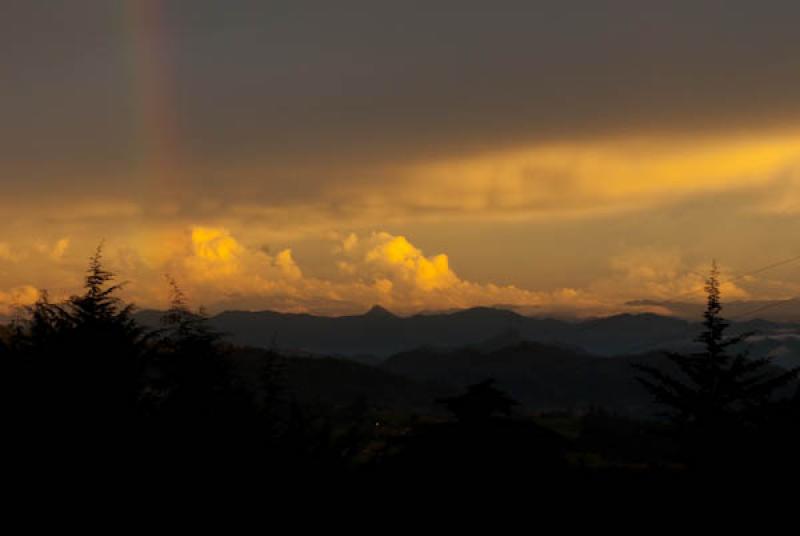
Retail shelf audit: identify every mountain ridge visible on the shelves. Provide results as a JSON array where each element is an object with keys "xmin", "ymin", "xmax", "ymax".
[{"xmin": 132, "ymin": 306, "xmax": 800, "ymax": 360}]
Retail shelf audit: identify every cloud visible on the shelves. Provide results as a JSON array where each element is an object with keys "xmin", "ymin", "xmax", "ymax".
[
  {"xmin": 363, "ymin": 233, "xmax": 458, "ymax": 291},
  {"xmin": 3, "ymin": 2, "xmax": 800, "ymax": 228},
  {"xmin": 4, "ymin": 4, "xmax": 800, "ymax": 317},
  {"xmin": 33, "ymin": 238, "xmax": 71, "ymax": 261},
  {"xmin": 0, "ymin": 285, "xmax": 40, "ymax": 316},
  {"xmin": 274, "ymin": 250, "xmax": 302, "ymax": 281},
  {"xmin": 0, "ymin": 243, "xmax": 19, "ymax": 263},
  {"xmin": 330, "ymin": 131, "xmax": 800, "ymax": 224},
  {"xmin": 90, "ymin": 227, "xmax": 591, "ymax": 315},
  {"xmin": 750, "ymin": 162, "xmax": 800, "ymax": 214},
  {"xmin": 590, "ymin": 247, "xmax": 750, "ymax": 306},
  {"xmin": 168, "ymin": 228, "xmax": 622, "ymax": 315},
  {"xmin": 51, "ymin": 238, "xmax": 70, "ymax": 260},
  {"xmin": 186, "ymin": 226, "xmax": 244, "ymax": 280},
  {"xmin": 0, "ymin": 226, "xmax": 789, "ymax": 319}
]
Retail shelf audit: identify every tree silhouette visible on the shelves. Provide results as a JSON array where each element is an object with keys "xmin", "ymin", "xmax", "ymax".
[
  {"xmin": 635, "ymin": 261, "xmax": 799, "ymax": 469},
  {"xmin": 438, "ymin": 379, "xmax": 518, "ymax": 423},
  {"xmin": 153, "ymin": 276, "xmax": 246, "ymax": 422},
  {"xmin": 146, "ymin": 276, "xmax": 269, "ymax": 479},
  {"xmin": 1, "ymin": 245, "xmax": 156, "ymax": 483},
  {"xmin": 17, "ymin": 246, "xmax": 150, "ymax": 422},
  {"xmin": 68, "ymin": 246, "xmax": 150, "ymax": 414}
]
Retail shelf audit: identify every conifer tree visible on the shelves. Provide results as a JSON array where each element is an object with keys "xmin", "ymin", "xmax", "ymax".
[
  {"xmin": 635, "ymin": 261, "xmax": 799, "ymax": 467},
  {"xmin": 7, "ymin": 245, "xmax": 152, "ymax": 472},
  {"xmin": 64, "ymin": 245, "xmax": 149, "ymax": 411},
  {"xmin": 154, "ymin": 276, "xmax": 241, "ymax": 422},
  {"xmin": 438, "ymin": 379, "xmax": 518, "ymax": 423}
]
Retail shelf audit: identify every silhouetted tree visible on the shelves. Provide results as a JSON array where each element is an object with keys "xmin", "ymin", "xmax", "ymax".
[
  {"xmin": 438, "ymin": 379, "xmax": 518, "ymax": 423},
  {"xmin": 67, "ymin": 246, "xmax": 150, "ymax": 411},
  {"xmin": 145, "ymin": 277, "xmax": 270, "ymax": 479},
  {"xmin": 153, "ymin": 277, "xmax": 247, "ymax": 422},
  {"xmin": 255, "ymin": 347, "xmax": 287, "ymax": 436},
  {"xmin": 1, "ymin": 245, "xmax": 157, "ymax": 484},
  {"xmin": 635, "ymin": 261, "xmax": 799, "ymax": 469},
  {"xmin": 16, "ymin": 247, "xmax": 150, "ymax": 424}
]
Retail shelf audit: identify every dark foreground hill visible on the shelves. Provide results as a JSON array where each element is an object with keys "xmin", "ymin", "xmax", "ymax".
[
  {"xmin": 226, "ymin": 341, "xmax": 689, "ymax": 417},
  {"xmin": 231, "ymin": 349, "xmax": 442, "ymax": 412},
  {"xmin": 229, "ymin": 338, "xmax": 798, "ymax": 418},
  {"xmin": 382, "ymin": 342, "xmax": 672, "ymax": 416}
]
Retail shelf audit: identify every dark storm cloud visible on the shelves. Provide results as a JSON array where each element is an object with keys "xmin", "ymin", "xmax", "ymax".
[
  {"xmin": 170, "ymin": 0, "xmax": 800, "ymax": 162},
  {"xmin": 3, "ymin": 0, "xmax": 800, "ymax": 190},
  {"xmin": 6, "ymin": 1, "xmax": 800, "ymax": 316}
]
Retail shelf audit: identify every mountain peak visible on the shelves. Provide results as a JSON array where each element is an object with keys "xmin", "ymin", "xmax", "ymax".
[{"xmin": 364, "ymin": 305, "xmax": 396, "ymax": 318}]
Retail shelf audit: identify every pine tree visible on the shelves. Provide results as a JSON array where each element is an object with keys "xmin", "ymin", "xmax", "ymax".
[
  {"xmin": 6, "ymin": 245, "xmax": 153, "ymax": 478},
  {"xmin": 154, "ymin": 276, "xmax": 242, "ymax": 422},
  {"xmin": 64, "ymin": 246, "xmax": 149, "ymax": 412},
  {"xmin": 150, "ymin": 277, "xmax": 263, "ymax": 472},
  {"xmin": 438, "ymin": 379, "xmax": 518, "ymax": 423},
  {"xmin": 635, "ymin": 261, "xmax": 799, "ymax": 468}
]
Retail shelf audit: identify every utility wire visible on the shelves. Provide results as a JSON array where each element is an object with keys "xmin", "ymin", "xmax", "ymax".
[
  {"xmin": 710, "ymin": 254, "xmax": 800, "ymax": 320},
  {"xmin": 729, "ymin": 253, "xmax": 800, "ymax": 283},
  {"xmin": 664, "ymin": 253, "xmax": 800, "ymax": 303},
  {"xmin": 729, "ymin": 298, "xmax": 800, "ymax": 321}
]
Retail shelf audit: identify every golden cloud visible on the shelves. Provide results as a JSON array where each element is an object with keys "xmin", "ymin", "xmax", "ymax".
[
  {"xmin": 330, "ymin": 130, "xmax": 800, "ymax": 224},
  {"xmin": 0, "ymin": 225, "xmax": 790, "ymax": 318},
  {"xmin": 593, "ymin": 248, "xmax": 749, "ymax": 303},
  {"xmin": 0, "ymin": 285, "xmax": 40, "ymax": 316}
]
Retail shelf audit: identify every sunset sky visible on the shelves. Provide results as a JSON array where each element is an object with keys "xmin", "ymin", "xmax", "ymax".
[{"xmin": 2, "ymin": 1, "xmax": 800, "ymax": 316}]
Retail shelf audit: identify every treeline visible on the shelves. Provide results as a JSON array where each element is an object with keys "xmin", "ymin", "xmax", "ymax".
[
  {"xmin": 2, "ymin": 250, "xmax": 800, "ymax": 488},
  {"xmin": 1, "ymin": 249, "xmax": 379, "ymax": 486}
]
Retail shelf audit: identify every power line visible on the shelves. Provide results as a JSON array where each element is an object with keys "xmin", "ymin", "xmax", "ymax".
[
  {"xmin": 729, "ymin": 297, "xmax": 800, "ymax": 321},
  {"xmin": 655, "ymin": 253, "xmax": 800, "ymax": 320},
  {"xmin": 729, "ymin": 253, "xmax": 800, "ymax": 283},
  {"xmin": 667, "ymin": 253, "xmax": 800, "ymax": 303}
]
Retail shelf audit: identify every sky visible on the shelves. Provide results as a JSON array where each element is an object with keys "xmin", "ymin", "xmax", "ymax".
[{"xmin": 2, "ymin": 1, "xmax": 800, "ymax": 316}]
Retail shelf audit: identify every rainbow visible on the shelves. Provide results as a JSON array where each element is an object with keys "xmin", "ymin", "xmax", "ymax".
[{"xmin": 122, "ymin": 0, "xmax": 183, "ymax": 199}]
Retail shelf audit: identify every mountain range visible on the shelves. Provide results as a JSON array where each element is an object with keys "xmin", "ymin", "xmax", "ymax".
[
  {"xmin": 135, "ymin": 305, "xmax": 800, "ymax": 368},
  {"xmin": 6, "ymin": 305, "xmax": 797, "ymax": 416}
]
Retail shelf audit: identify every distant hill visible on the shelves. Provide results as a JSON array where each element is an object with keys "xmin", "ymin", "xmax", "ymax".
[
  {"xmin": 232, "ymin": 338, "xmax": 788, "ymax": 417},
  {"xmin": 136, "ymin": 306, "xmax": 800, "ymax": 360},
  {"xmin": 231, "ymin": 348, "xmax": 443, "ymax": 412},
  {"xmin": 225, "ymin": 341, "xmax": 666, "ymax": 415},
  {"xmin": 627, "ymin": 299, "xmax": 800, "ymax": 323},
  {"xmin": 382, "ymin": 340, "xmax": 799, "ymax": 416},
  {"xmin": 382, "ymin": 342, "xmax": 670, "ymax": 415}
]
